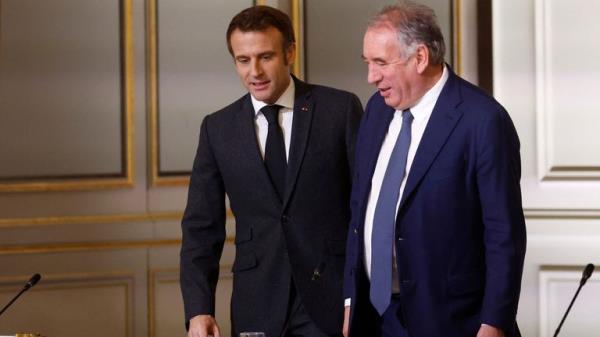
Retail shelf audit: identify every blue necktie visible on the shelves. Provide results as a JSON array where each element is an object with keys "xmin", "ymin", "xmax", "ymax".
[{"xmin": 370, "ymin": 109, "xmax": 413, "ymax": 315}]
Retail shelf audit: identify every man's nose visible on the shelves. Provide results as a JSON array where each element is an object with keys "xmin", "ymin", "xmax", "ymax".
[
  {"xmin": 250, "ymin": 59, "xmax": 263, "ymax": 77},
  {"xmin": 367, "ymin": 64, "xmax": 381, "ymax": 85}
]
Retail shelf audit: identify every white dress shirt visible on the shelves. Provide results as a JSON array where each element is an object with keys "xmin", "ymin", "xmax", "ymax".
[
  {"xmin": 251, "ymin": 77, "xmax": 295, "ymax": 160},
  {"xmin": 362, "ymin": 66, "xmax": 449, "ymax": 291}
]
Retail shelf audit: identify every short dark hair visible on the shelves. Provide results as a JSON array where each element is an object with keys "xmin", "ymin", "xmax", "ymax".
[{"xmin": 226, "ymin": 5, "xmax": 295, "ymax": 56}]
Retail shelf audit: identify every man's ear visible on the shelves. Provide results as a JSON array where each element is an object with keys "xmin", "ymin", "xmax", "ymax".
[
  {"xmin": 285, "ymin": 43, "xmax": 296, "ymax": 66},
  {"xmin": 414, "ymin": 44, "xmax": 430, "ymax": 74}
]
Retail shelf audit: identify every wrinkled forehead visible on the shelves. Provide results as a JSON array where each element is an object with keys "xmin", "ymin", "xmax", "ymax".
[{"xmin": 364, "ymin": 25, "xmax": 404, "ymax": 53}]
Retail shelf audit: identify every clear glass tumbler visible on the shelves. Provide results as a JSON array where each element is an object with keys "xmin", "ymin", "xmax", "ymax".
[{"xmin": 239, "ymin": 333, "xmax": 265, "ymax": 337}]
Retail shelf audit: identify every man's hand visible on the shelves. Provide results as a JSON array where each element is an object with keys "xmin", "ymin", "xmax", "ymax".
[
  {"xmin": 343, "ymin": 306, "xmax": 350, "ymax": 337},
  {"xmin": 188, "ymin": 314, "xmax": 221, "ymax": 337},
  {"xmin": 476, "ymin": 324, "xmax": 504, "ymax": 337}
]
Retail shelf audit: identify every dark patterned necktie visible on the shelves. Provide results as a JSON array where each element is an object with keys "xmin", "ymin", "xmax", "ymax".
[{"xmin": 261, "ymin": 104, "xmax": 287, "ymax": 200}]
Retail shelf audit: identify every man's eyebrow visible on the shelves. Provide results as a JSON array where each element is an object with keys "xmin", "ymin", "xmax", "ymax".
[{"xmin": 257, "ymin": 51, "xmax": 276, "ymax": 57}]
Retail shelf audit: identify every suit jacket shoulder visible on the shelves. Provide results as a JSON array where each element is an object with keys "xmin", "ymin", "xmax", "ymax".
[{"xmin": 203, "ymin": 93, "xmax": 251, "ymax": 127}]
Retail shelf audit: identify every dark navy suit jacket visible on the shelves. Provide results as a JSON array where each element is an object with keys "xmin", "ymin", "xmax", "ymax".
[
  {"xmin": 343, "ymin": 68, "xmax": 526, "ymax": 337},
  {"xmin": 181, "ymin": 77, "xmax": 363, "ymax": 337}
]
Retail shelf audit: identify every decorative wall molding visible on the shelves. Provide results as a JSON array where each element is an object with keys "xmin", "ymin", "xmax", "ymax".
[
  {"xmin": 535, "ymin": 0, "xmax": 600, "ymax": 181},
  {"xmin": 539, "ymin": 267, "xmax": 600, "ymax": 337},
  {"xmin": 0, "ymin": 271, "xmax": 135, "ymax": 337},
  {"xmin": 148, "ymin": 267, "xmax": 233, "ymax": 337},
  {"xmin": 0, "ymin": 211, "xmax": 182, "ymax": 229},
  {"xmin": 524, "ymin": 208, "xmax": 600, "ymax": 219},
  {"xmin": 145, "ymin": 0, "xmax": 188, "ymax": 187},
  {"xmin": 291, "ymin": 0, "xmax": 304, "ymax": 79},
  {"xmin": 0, "ymin": 0, "xmax": 135, "ymax": 192},
  {"xmin": 0, "ymin": 209, "xmax": 233, "ymax": 229},
  {"xmin": 452, "ymin": 0, "xmax": 462, "ymax": 75},
  {"xmin": 146, "ymin": 0, "xmax": 304, "ymax": 186},
  {"xmin": 0, "ymin": 239, "xmax": 181, "ymax": 255}
]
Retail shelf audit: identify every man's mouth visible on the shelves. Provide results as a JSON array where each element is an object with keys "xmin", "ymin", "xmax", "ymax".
[
  {"xmin": 379, "ymin": 87, "xmax": 391, "ymax": 96},
  {"xmin": 251, "ymin": 80, "xmax": 270, "ymax": 90}
]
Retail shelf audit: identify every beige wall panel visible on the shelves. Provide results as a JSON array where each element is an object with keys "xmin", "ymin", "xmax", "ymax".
[
  {"xmin": 457, "ymin": 0, "xmax": 478, "ymax": 84},
  {"xmin": 305, "ymin": 0, "xmax": 454, "ymax": 104},
  {"xmin": 492, "ymin": 0, "xmax": 600, "ymax": 335},
  {"xmin": 0, "ymin": 0, "xmax": 147, "ymax": 218},
  {"xmin": 0, "ymin": 181, "xmax": 151, "ymax": 221},
  {"xmin": 517, "ymin": 217, "xmax": 600, "ymax": 337},
  {"xmin": 156, "ymin": 0, "xmax": 251, "ymax": 174},
  {"xmin": 494, "ymin": 0, "xmax": 600, "ymax": 209},
  {"xmin": 539, "ymin": 269, "xmax": 600, "ymax": 337},
  {"xmin": 152, "ymin": 217, "xmax": 183, "ymax": 240},
  {"xmin": 0, "ymin": 275, "xmax": 131, "ymax": 337},
  {"xmin": 0, "ymin": 0, "xmax": 122, "ymax": 178},
  {"xmin": 150, "ymin": 268, "xmax": 234, "ymax": 337},
  {"xmin": 0, "ymin": 249, "xmax": 148, "ymax": 337},
  {"xmin": 147, "ymin": 186, "xmax": 188, "ymax": 213},
  {"xmin": 535, "ymin": 0, "xmax": 600, "ymax": 179},
  {"xmin": 149, "ymin": 243, "xmax": 235, "ymax": 337},
  {"xmin": 0, "ymin": 221, "xmax": 154, "ymax": 246},
  {"xmin": 151, "ymin": 271, "xmax": 187, "ymax": 337}
]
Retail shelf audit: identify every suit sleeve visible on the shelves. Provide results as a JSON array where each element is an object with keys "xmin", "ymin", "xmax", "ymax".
[
  {"xmin": 345, "ymin": 93, "xmax": 364, "ymax": 172},
  {"xmin": 343, "ymin": 97, "xmax": 371, "ymax": 301},
  {"xmin": 476, "ymin": 106, "xmax": 527, "ymax": 331},
  {"xmin": 180, "ymin": 115, "xmax": 226, "ymax": 327}
]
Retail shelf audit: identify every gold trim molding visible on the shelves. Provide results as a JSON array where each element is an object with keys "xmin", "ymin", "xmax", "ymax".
[
  {"xmin": 0, "ymin": 209, "xmax": 234, "ymax": 229},
  {"xmin": 147, "ymin": 0, "xmax": 299, "ymax": 186},
  {"xmin": 0, "ymin": 211, "xmax": 183, "ymax": 229},
  {"xmin": 0, "ymin": 237, "xmax": 235, "ymax": 255},
  {"xmin": 452, "ymin": 0, "xmax": 462, "ymax": 74},
  {"xmin": 0, "ymin": 239, "xmax": 182, "ymax": 255},
  {"xmin": 0, "ymin": 0, "xmax": 135, "ymax": 193},
  {"xmin": 291, "ymin": 0, "xmax": 304, "ymax": 79},
  {"xmin": 145, "ymin": 0, "xmax": 189, "ymax": 187}
]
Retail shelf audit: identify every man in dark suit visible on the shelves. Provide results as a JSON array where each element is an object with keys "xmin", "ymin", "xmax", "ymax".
[
  {"xmin": 343, "ymin": 2, "xmax": 526, "ymax": 337},
  {"xmin": 180, "ymin": 5, "xmax": 362, "ymax": 337}
]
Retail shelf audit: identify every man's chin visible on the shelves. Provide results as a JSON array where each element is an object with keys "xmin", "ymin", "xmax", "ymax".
[
  {"xmin": 252, "ymin": 92, "xmax": 276, "ymax": 104},
  {"xmin": 383, "ymin": 97, "xmax": 399, "ymax": 109}
]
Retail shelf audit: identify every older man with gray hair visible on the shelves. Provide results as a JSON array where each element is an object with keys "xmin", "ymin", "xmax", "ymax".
[{"xmin": 342, "ymin": 2, "xmax": 526, "ymax": 337}]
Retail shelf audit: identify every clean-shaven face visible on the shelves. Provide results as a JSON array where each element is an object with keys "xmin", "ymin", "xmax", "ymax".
[
  {"xmin": 363, "ymin": 24, "xmax": 419, "ymax": 110},
  {"xmin": 230, "ymin": 26, "xmax": 295, "ymax": 104}
]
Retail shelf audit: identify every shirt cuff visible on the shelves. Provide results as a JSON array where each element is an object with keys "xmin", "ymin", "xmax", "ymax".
[{"xmin": 344, "ymin": 298, "xmax": 351, "ymax": 307}]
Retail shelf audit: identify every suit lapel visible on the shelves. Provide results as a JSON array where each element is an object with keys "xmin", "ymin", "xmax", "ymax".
[
  {"xmin": 399, "ymin": 70, "xmax": 464, "ymax": 207},
  {"xmin": 283, "ymin": 78, "xmax": 314, "ymax": 209}
]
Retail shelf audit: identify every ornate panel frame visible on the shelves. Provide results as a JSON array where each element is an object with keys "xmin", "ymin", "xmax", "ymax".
[{"xmin": 0, "ymin": 0, "xmax": 135, "ymax": 192}]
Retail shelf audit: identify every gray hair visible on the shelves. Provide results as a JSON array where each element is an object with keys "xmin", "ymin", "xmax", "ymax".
[{"xmin": 368, "ymin": 1, "xmax": 446, "ymax": 65}]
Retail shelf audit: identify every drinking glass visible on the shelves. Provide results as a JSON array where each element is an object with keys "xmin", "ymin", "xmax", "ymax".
[{"xmin": 239, "ymin": 332, "xmax": 265, "ymax": 337}]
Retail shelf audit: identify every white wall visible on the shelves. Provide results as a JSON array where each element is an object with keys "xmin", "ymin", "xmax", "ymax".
[{"xmin": 493, "ymin": 0, "xmax": 600, "ymax": 336}]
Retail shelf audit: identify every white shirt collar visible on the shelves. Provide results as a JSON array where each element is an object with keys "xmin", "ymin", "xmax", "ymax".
[
  {"xmin": 251, "ymin": 76, "xmax": 295, "ymax": 115},
  {"xmin": 402, "ymin": 65, "xmax": 449, "ymax": 121}
]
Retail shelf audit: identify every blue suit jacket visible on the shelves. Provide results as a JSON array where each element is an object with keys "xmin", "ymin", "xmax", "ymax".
[{"xmin": 343, "ymin": 68, "xmax": 526, "ymax": 337}]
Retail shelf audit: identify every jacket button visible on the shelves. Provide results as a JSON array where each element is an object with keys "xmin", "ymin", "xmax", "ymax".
[
  {"xmin": 397, "ymin": 237, "xmax": 403, "ymax": 241},
  {"xmin": 353, "ymin": 228, "xmax": 358, "ymax": 234},
  {"xmin": 281, "ymin": 215, "xmax": 289, "ymax": 224}
]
